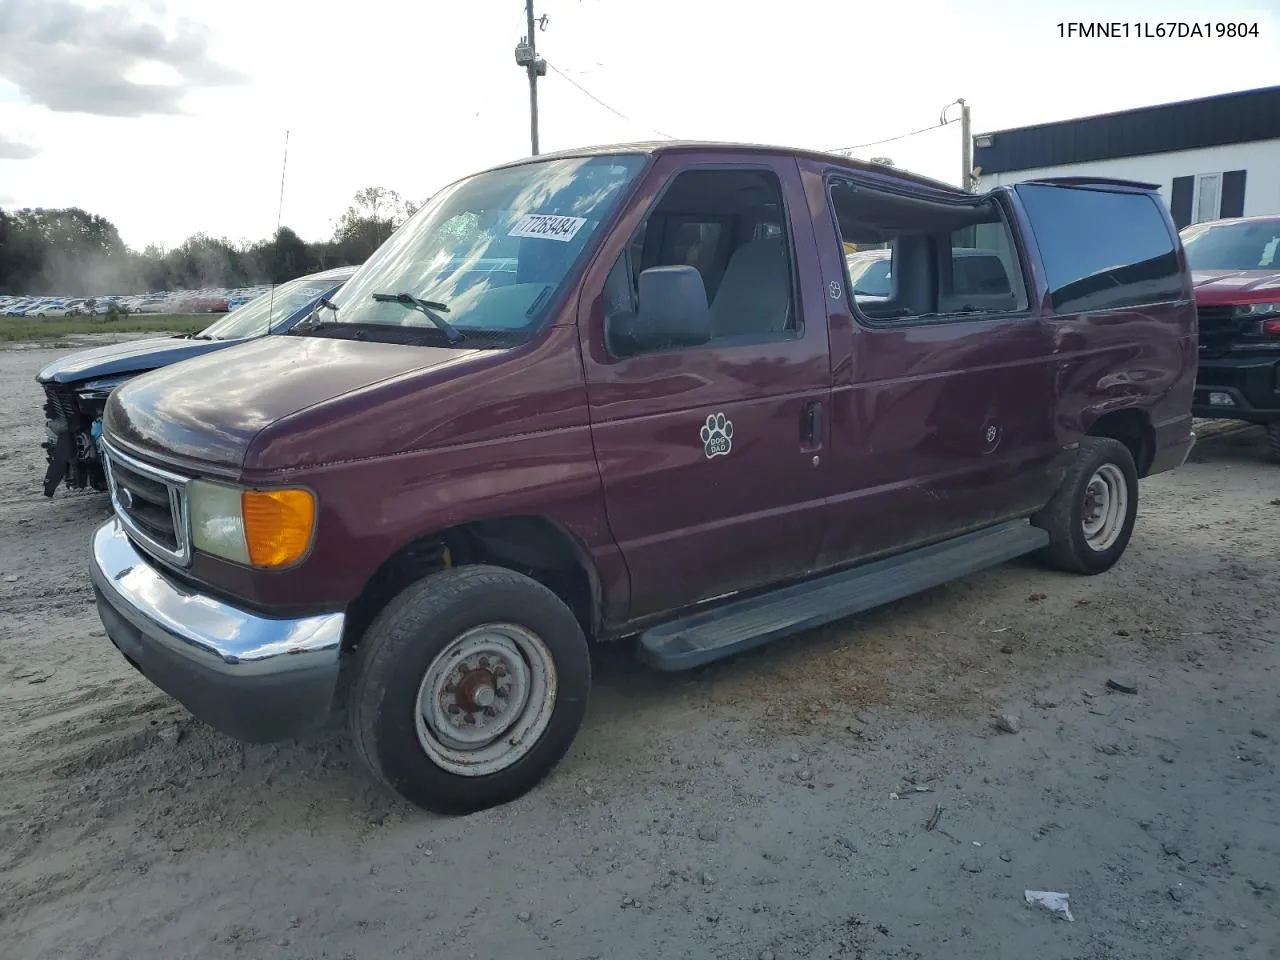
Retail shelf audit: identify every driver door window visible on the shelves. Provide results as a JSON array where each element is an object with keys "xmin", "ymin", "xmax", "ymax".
[{"xmin": 603, "ymin": 168, "xmax": 798, "ymax": 355}]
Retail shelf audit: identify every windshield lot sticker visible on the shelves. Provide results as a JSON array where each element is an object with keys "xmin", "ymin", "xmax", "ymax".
[
  {"xmin": 701, "ymin": 413, "xmax": 733, "ymax": 459},
  {"xmin": 509, "ymin": 214, "xmax": 588, "ymax": 242}
]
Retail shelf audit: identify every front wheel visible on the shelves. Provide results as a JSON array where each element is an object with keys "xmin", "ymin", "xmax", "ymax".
[
  {"xmin": 349, "ymin": 565, "xmax": 591, "ymax": 814},
  {"xmin": 1033, "ymin": 437, "xmax": 1139, "ymax": 575}
]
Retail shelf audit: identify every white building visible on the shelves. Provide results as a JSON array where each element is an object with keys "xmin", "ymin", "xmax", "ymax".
[{"xmin": 973, "ymin": 85, "xmax": 1280, "ymax": 229}]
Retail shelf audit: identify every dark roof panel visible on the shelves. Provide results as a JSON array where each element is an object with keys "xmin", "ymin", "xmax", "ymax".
[{"xmin": 974, "ymin": 85, "xmax": 1280, "ymax": 175}]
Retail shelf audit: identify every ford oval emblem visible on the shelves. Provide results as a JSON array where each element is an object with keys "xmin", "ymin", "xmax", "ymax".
[{"xmin": 118, "ymin": 487, "xmax": 134, "ymax": 511}]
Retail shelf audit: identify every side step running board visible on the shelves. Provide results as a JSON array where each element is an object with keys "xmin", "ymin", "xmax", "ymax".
[{"xmin": 638, "ymin": 520, "xmax": 1050, "ymax": 671}]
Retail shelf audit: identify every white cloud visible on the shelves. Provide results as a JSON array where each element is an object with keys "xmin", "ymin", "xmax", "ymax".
[
  {"xmin": 0, "ymin": 132, "xmax": 38, "ymax": 158},
  {"xmin": 0, "ymin": 0, "xmax": 244, "ymax": 117}
]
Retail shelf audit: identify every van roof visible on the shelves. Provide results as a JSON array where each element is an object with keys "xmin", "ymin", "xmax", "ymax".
[{"xmin": 487, "ymin": 140, "xmax": 968, "ymax": 197}]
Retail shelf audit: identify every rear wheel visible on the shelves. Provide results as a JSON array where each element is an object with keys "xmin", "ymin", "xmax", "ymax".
[
  {"xmin": 1267, "ymin": 424, "xmax": 1280, "ymax": 465},
  {"xmin": 349, "ymin": 565, "xmax": 591, "ymax": 814},
  {"xmin": 1033, "ymin": 437, "xmax": 1138, "ymax": 575}
]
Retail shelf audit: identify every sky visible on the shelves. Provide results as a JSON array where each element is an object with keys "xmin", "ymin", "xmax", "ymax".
[{"xmin": 0, "ymin": 0, "xmax": 1277, "ymax": 251}]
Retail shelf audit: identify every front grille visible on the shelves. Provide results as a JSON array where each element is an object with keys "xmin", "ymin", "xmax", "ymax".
[
  {"xmin": 42, "ymin": 381, "xmax": 81, "ymax": 424},
  {"xmin": 1197, "ymin": 304, "xmax": 1235, "ymax": 332},
  {"xmin": 1197, "ymin": 305, "xmax": 1241, "ymax": 353},
  {"xmin": 102, "ymin": 442, "xmax": 190, "ymax": 565}
]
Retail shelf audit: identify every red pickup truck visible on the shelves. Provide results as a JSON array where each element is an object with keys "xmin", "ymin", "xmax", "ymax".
[
  {"xmin": 1180, "ymin": 214, "xmax": 1280, "ymax": 459},
  {"xmin": 89, "ymin": 145, "xmax": 1196, "ymax": 814}
]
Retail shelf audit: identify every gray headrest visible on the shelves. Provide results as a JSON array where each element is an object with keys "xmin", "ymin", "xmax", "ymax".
[{"xmin": 708, "ymin": 239, "xmax": 791, "ymax": 336}]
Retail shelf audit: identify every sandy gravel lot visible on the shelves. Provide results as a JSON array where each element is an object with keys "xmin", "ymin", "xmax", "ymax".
[{"xmin": 2, "ymin": 340, "xmax": 1278, "ymax": 960}]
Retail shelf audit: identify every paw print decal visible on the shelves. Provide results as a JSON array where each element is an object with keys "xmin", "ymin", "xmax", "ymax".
[{"xmin": 700, "ymin": 413, "xmax": 733, "ymax": 459}]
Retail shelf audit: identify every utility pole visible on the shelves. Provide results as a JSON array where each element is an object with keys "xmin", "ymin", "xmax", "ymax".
[
  {"xmin": 941, "ymin": 98, "xmax": 973, "ymax": 191},
  {"xmin": 514, "ymin": 1, "xmax": 547, "ymax": 155}
]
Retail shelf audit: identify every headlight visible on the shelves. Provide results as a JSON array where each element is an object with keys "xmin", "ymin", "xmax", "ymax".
[
  {"xmin": 1235, "ymin": 301, "xmax": 1280, "ymax": 318},
  {"xmin": 77, "ymin": 373, "xmax": 136, "ymax": 401},
  {"xmin": 189, "ymin": 479, "xmax": 316, "ymax": 568}
]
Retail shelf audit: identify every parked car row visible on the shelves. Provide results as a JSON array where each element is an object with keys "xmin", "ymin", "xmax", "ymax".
[
  {"xmin": 2, "ymin": 285, "xmax": 274, "ymax": 318},
  {"xmin": 1, "ymin": 296, "xmax": 122, "ymax": 317},
  {"xmin": 39, "ymin": 143, "xmax": 1207, "ymax": 816}
]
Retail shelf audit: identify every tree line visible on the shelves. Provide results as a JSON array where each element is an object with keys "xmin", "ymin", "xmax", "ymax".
[{"xmin": 0, "ymin": 187, "xmax": 421, "ymax": 296}]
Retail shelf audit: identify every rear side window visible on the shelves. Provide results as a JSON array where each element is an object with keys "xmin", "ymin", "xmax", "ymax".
[
  {"xmin": 1015, "ymin": 184, "xmax": 1183, "ymax": 314},
  {"xmin": 828, "ymin": 177, "xmax": 1029, "ymax": 323}
]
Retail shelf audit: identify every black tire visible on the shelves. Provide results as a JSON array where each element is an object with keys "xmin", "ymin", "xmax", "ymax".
[
  {"xmin": 1032, "ymin": 436, "xmax": 1139, "ymax": 575},
  {"xmin": 1267, "ymin": 424, "xmax": 1280, "ymax": 465},
  {"xmin": 349, "ymin": 564, "xmax": 591, "ymax": 815}
]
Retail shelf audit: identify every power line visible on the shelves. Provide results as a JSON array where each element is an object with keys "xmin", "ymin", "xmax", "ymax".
[
  {"xmin": 267, "ymin": 129, "xmax": 289, "ymax": 334},
  {"xmin": 827, "ymin": 117, "xmax": 958, "ymax": 155},
  {"xmin": 274, "ymin": 130, "xmax": 289, "ymax": 235},
  {"xmin": 546, "ymin": 61, "xmax": 677, "ymax": 140}
]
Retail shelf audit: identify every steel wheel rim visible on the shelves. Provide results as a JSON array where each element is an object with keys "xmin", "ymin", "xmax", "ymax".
[
  {"xmin": 414, "ymin": 623, "xmax": 557, "ymax": 777},
  {"xmin": 1081, "ymin": 463, "xmax": 1128, "ymax": 551}
]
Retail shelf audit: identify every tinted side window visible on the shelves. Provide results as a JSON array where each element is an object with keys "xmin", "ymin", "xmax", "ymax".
[{"xmin": 1015, "ymin": 184, "xmax": 1183, "ymax": 314}]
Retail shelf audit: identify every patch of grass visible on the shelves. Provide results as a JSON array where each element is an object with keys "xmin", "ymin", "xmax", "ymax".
[{"xmin": 0, "ymin": 314, "xmax": 212, "ymax": 342}]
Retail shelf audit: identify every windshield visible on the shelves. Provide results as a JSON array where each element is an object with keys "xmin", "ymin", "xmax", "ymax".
[
  {"xmin": 197, "ymin": 276, "xmax": 342, "ymax": 340},
  {"xmin": 1181, "ymin": 221, "xmax": 1280, "ymax": 271},
  {"xmin": 847, "ymin": 256, "xmax": 892, "ymax": 297},
  {"xmin": 328, "ymin": 154, "xmax": 647, "ymax": 334}
]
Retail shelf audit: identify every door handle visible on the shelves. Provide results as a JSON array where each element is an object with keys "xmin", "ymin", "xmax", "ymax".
[{"xmin": 802, "ymin": 400, "xmax": 823, "ymax": 447}]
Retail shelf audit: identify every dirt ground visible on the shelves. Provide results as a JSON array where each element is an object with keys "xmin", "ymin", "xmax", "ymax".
[{"xmin": 2, "ymin": 340, "xmax": 1278, "ymax": 960}]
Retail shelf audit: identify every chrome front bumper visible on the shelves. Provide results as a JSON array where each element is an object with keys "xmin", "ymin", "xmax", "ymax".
[{"xmin": 90, "ymin": 517, "xmax": 346, "ymax": 742}]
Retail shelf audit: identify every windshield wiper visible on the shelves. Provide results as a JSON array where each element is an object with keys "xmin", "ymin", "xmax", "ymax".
[
  {"xmin": 372, "ymin": 292, "xmax": 464, "ymax": 344},
  {"xmin": 292, "ymin": 300, "xmax": 338, "ymax": 333}
]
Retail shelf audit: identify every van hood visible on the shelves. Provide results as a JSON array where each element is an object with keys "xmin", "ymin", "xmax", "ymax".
[
  {"xmin": 1191, "ymin": 269, "xmax": 1280, "ymax": 305},
  {"xmin": 36, "ymin": 335, "xmax": 240, "ymax": 384},
  {"xmin": 103, "ymin": 335, "xmax": 485, "ymax": 472}
]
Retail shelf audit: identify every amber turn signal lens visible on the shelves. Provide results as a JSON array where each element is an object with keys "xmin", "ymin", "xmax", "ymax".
[{"xmin": 240, "ymin": 488, "xmax": 316, "ymax": 568}]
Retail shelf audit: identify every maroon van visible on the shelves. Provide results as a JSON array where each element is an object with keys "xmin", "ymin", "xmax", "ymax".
[{"xmin": 88, "ymin": 145, "xmax": 1197, "ymax": 813}]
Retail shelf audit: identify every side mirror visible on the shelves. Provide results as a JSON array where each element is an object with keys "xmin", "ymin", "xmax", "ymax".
[{"xmin": 605, "ymin": 265, "xmax": 710, "ymax": 357}]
